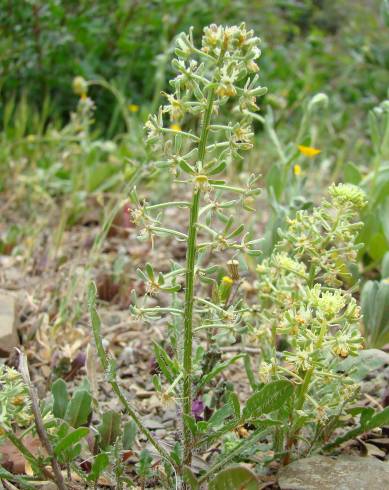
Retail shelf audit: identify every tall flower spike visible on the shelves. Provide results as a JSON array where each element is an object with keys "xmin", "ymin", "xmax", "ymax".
[{"xmin": 140, "ymin": 24, "xmax": 267, "ymax": 471}]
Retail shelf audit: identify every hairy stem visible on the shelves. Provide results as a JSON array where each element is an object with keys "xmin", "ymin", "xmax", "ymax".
[
  {"xmin": 182, "ymin": 188, "xmax": 201, "ymax": 466},
  {"xmin": 182, "ymin": 79, "xmax": 218, "ymax": 468},
  {"xmin": 18, "ymin": 351, "xmax": 66, "ymax": 490},
  {"xmin": 284, "ymin": 366, "xmax": 314, "ymax": 464}
]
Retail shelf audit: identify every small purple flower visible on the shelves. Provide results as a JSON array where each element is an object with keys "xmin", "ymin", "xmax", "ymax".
[{"xmin": 192, "ymin": 399, "xmax": 204, "ymax": 421}]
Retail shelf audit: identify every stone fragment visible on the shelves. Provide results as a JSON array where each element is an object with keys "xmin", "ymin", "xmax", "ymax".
[
  {"xmin": 0, "ymin": 291, "xmax": 19, "ymax": 351},
  {"xmin": 278, "ymin": 454, "xmax": 389, "ymax": 490}
]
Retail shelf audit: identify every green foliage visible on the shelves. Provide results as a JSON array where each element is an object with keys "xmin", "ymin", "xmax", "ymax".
[
  {"xmin": 242, "ymin": 380, "xmax": 293, "ymax": 420},
  {"xmin": 122, "ymin": 420, "xmax": 137, "ymax": 450},
  {"xmin": 0, "ymin": 366, "xmax": 33, "ymax": 434},
  {"xmin": 54, "ymin": 426, "xmax": 89, "ymax": 457},
  {"xmin": 86, "ymin": 453, "xmax": 110, "ymax": 484},
  {"xmin": 0, "ymin": 0, "xmax": 242, "ymax": 125},
  {"xmin": 325, "ymin": 406, "xmax": 389, "ymax": 450},
  {"xmin": 97, "ymin": 410, "xmax": 122, "ymax": 450},
  {"xmin": 208, "ymin": 466, "xmax": 258, "ymax": 490},
  {"xmin": 64, "ymin": 386, "xmax": 92, "ymax": 428},
  {"xmin": 357, "ymin": 95, "xmax": 389, "ymax": 264},
  {"xmin": 361, "ymin": 255, "xmax": 389, "ymax": 347},
  {"xmin": 136, "ymin": 449, "xmax": 153, "ymax": 481},
  {"xmin": 51, "ymin": 378, "xmax": 68, "ymax": 419}
]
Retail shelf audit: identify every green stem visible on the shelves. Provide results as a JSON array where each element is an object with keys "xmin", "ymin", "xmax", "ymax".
[
  {"xmin": 182, "ymin": 69, "xmax": 219, "ymax": 467},
  {"xmin": 182, "ymin": 187, "xmax": 201, "ymax": 467},
  {"xmin": 296, "ymin": 367, "xmax": 314, "ymax": 411},
  {"xmin": 284, "ymin": 366, "xmax": 314, "ymax": 463}
]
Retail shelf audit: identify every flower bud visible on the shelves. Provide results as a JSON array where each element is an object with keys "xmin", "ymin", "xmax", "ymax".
[
  {"xmin": 72, "ymin": 76, "xmax": 88, "ymax": 97},
  {"xmin": 227, "ymin": 260, "xmax": 240, "ymax": 280},
  {"xmin": 219, "ymin": 276, "xmax": 234, "ymax": 303},
  {"xmin": 308, "ymin": 92, "xmax": 329, "ymax": 113}
]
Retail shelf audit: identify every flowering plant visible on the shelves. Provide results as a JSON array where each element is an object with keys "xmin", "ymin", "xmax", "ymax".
[
  {"xmin": 247, "ymin": 183, "xmax": 368, "ymax": 460},
  {"xmin": 89, "ymin": 23, "xmax": 295, "ymax": 489}
]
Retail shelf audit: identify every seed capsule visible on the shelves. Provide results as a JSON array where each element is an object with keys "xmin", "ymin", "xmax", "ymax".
[{"xmin": 227, "ymin": 259, "xmax": 240, "ymax": 280}]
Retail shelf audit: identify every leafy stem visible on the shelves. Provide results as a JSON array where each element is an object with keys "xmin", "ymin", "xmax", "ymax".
[{"xmin": 181, "ymin": 50, "xmax": 224, "ymax": 467}]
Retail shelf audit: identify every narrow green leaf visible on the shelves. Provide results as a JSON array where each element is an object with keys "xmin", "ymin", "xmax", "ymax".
[
  {"xmin": 208, "ymin": 161, "xmax": 226, "ymax": 176},
  {"xmin": 97, "ymin": 410, "xmax": 121, "ymax": 450},
  {"xmin": 54, "ymin": 427, "xmax": 89, "ymax": 456},
  {"xmin": 266, "ymin": 164, "xmax": 283, "ymax": 201},
  {"xmin": 198, "ymin": 354, "xmax": 244, "ymax": 389},
  {"xmin": 183, "ymin": 414, "xmax": 198, "ymax": 436},
  {"xmin": 229, "ymin": 392, "xmax": 240, "ymax": 419},
  {"xmin": 208, "ymin": 403, "xmax": 234, "ymax": 428},
  {"xmin": 367, "ymin": 406, "xmax": 389, "ymax": 429},
  {"xmin": 325, "ymin": 407, "xmax": 389, "ymax": 450},
  {"xmin": 227, "ymin": 224, "xmax": 244, "ymax": 239},
  {"xmin": 145, "ymin": 263, "xmax": 155, "ymax": 281},
  {"xmin": 361, "ymin": 281, "xmax": 379, "ymax": 333},
  {"xmin": 179, "ymin": 160, "xmax": 195, "ymax": 175},
  {"xmin": 160, "ymin": 284, "xmax": 181, "ymax": 293},
  {"xmin": 382, "ymin": 252, "xmax": 389, "ymax": 278},
  {"xmin": 344, "ymin": 162, "xmax": 362, "ymax": 185},
  {"xmin": 376, "ymin": 282, "xmax": 389, "ymax": 333},
  {"xmin": 65, "ymin": 389, "xmax": 92, "ymax": 428},
  {"xmin": 122, "ymin": 420, "xmax": 137, "ymax": 450},
  {"xmin": 153, "ymin": 342, "xmax": 178, "ymax": 383},
  {"xmin": 244, "ymin": 355, "xmax": 257, "ymax": 391},
  {"xmin": 87, "ymin": 453, "xmax": 110, "ymax": 482},
  {"xmin": 242, "ymin": 380, "xmax": 293, "ymax": 419},
  {"xmin": 0, "ymin": 466, "xmax": 36, "ymax": 490},
  {"xmin": 183, "ymin": 466, "xmax": 199, "ymax": 489},
  {"xmin": 51, "ymin": 378, "xmax": 68, "ymax": 419}
]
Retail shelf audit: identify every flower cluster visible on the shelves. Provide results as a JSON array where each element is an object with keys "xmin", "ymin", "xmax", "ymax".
[
  {"xmin": 145, "ymin": 22, "xmax": 267, "ymax": 166},
  {"xmin": 278, "ymin": 183, "xmax": 367, "ymax": 286},
  {"xmin": 0, "ymin": 366, "xmax": 33, "ymax": 436},
  {"xmin": 246, "ymin": 184, "xmax": 366, "ymax": 444}
]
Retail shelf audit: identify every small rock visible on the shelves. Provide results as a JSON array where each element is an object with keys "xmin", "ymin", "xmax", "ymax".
[
  {"xmin": 119, "ymin": 346, "xmax": 136, "ymax": 365},
  {"xmin": 40, "ymin": 483, "xmax": 57, "ymax": 490},
  {"xmin": 362, "ymin": 442, "xmax": 386, "ymax": 459},
  {"xmin": 369, "ymin": 437, "xmax": 389, "ymax": 449},
  {"xmin": 155, "ymin": 429, "xmax": 167, "ymax": 438},
  {"xmin": 143, "ymin": 418, "xmax": 165, "ymax": 430},
  {"xmin": 162, "ymin": 409, "xmax": 176, "ymax": 422},
  {"xmin": 278, "ymin": 455, "xmax": 389, "ymax": 490},
  {"xmin": 136, "ymin": 389, "xmax": 153, "ymax": 399},
  {"xmin": 0, "ymin": 291, "xmax": 19, "ymax": 351}
]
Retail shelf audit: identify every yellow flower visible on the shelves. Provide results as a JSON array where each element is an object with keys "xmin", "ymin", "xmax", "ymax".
[
  {"xmin": 222, "ymin": 276, "xmax": 234, "ymax": 285},
  {"xmin": 383, "ymin": 278, "xmax": 389, "ymax": 285},
  {"xmin": 170, "ymin": 123, "xmax": 182, "ymax": 132},
  {"xmin": 298, "ymin": 145, "xmax": 321, "ymax": 157},
  {"xmin": 11, "ymin": 395, "xmax": 25, "ymax": 406},
  {"xmin": 293, "ymin": 164, "xmax": 302, "ymax": 176},
  {"xmin": 128, "ymin": 104, "xmax": 139, "ymax": 113}
]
